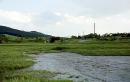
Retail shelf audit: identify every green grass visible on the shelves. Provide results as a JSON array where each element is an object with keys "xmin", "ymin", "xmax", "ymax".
[
  {"xmin": 0, "ymin": 43, "xmax": 72, "ymax": 82},
  {"xmin": 52, "ymin": 40, "xmax": 130, "ymax": 56},
  {"xmin": 4, "ymin": 70, "xmax": 72, "ymax": 82},
  {"xmin": 3, "ymin": 70, "xmax": 72, "ymax": 82},
  {"xmin": 0, "ymin": 40, "xmax": 130, "ymax": 82},
  {"xmin": 4, "ymin": 78, "xmax": 72, "ymax": 82}
]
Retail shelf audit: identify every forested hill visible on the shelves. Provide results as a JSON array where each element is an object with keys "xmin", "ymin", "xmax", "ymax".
[{"xmin": 0, "ymin": 25, "xmax": 51, "ymax": 38}]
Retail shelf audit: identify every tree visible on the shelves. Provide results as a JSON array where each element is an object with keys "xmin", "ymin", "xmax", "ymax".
[
  {"xmin": 0, "ymin": 35, "xmax": 9, "ymax": 43},
  {"xmin": 71, "ymin": 36, "xmax": 77, "ymax": 39}
]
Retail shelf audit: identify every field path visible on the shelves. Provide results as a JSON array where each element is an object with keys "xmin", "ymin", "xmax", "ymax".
[{"xmin": 31, "ymin": 52, "xmax": 130, "ymax": 82}]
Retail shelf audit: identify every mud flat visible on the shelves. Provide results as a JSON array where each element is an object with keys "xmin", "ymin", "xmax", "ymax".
[{"xmin": 31, "ymin": 52, "xmax": 130, "ymax": 82}]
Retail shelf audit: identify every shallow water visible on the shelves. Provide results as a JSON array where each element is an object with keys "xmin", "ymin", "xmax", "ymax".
[{"xmin": 31, "ymin": 52, "xmax": 130, "ymax": 82}]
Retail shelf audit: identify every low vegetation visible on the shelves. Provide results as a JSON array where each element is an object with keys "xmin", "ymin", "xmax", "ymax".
[
  {"xmin": 0, "ymin": 27, "xmax": 130, "ymax": 82},
  {"xmin": 0, "ymin": 43, "xmax": 74, "ymax": 82},
  {"xmin": 4, "ymin": 70, "xmax": 72, "ymax": 82}
]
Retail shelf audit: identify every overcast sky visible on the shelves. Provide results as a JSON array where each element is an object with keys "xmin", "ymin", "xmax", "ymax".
[{"xmin": 0, "ymin": 0, "xmax": 130, "ymax": 37}]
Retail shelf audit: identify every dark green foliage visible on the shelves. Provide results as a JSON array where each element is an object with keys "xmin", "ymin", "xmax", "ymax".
[
  {"xmin": 49, "ymin": 37, "xmax": 61, "ymax": 43},
  {"xmin": 71, "ymin": 33, "xmax": 130, "ymax": 41},
  {"xmin": 52, "ymin": 46, "xmax": 69, "ymax": 51},
  {"xmin": 0, "ymin": 25, "xmax": 51, "ymax": 38}
]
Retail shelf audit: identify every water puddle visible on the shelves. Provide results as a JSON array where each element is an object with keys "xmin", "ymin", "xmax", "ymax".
[{"xmin": 30, "ymin": 52, "xmax": 130, "ymax": 82}]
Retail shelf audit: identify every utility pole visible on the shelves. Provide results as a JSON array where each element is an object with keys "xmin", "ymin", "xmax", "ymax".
[
  {"xmin": 82, "ymin": 32, "xmax": 85, "ymax": 40},
  {"xmin": 83, "ymin": 32, "xmax": 85, "ymax": 36},
  {"xmin": 94, "ymin": 22, "xmax": 96, "ymax": 34}
]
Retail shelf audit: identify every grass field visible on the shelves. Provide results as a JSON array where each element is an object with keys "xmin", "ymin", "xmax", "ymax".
[{"xmin": 0, "ymin": 40, "xmax": 130, "ymax": 82}]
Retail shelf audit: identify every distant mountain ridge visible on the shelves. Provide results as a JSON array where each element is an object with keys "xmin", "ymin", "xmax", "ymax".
[{"xmin": 0, "ymin": 25, "xmax": 51, "ymax": 38}]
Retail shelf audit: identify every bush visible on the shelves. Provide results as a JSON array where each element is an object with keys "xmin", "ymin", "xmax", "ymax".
[{"xmin": 52, "ymin": 47, "xmax": 69, "ymax": 51}]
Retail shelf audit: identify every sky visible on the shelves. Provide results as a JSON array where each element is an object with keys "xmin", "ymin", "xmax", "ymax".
[{"xmin": 0, "ymin": 0, "xmax": 130, "ymax": 37}]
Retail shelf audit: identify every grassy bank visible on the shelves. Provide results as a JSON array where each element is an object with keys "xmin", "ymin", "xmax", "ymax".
[
  {"xmin": 0, "ymin": 43, "xmax": 72, "ymax": 82},
  {"xmin": 0, "ymin": 41, "xmax": 130, "ymax": 81}
]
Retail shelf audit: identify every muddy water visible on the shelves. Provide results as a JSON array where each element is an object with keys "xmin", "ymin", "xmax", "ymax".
[{"xmin": 31, "ymin": 52, "xmax": 130, "ymax": 82}]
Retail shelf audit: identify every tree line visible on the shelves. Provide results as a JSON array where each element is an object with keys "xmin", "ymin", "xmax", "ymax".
[{"xmin": 71, "ymin": 33, "xmax": 130, "ymax": 41}]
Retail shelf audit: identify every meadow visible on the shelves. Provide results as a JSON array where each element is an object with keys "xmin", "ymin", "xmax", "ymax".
[{"xmin": 0, "ymin": 40, "xmax": 130, "ymax": 82}]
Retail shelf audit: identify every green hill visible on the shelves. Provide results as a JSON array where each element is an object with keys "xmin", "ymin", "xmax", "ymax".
[{"xmin": 0, "ymin": 25, "xmax": 51, "ymax": 38}]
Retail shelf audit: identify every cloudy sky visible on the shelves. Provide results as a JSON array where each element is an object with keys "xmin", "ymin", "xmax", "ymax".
[{"xmin": 0, "ymin": 0, "xmax": 130, "ymax": 37}]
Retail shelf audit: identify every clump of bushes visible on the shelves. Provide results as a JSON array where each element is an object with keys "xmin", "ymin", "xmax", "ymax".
[{"xmin": 52, "ymin": 47, "xmax": 69, "ymax": 51}]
